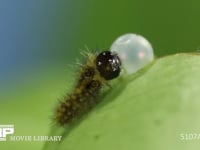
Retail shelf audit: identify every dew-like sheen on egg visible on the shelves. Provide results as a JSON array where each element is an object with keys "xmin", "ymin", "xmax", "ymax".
[{"xmin": 110, "ymin": 33, "xmax": 154, "ymax": 74}]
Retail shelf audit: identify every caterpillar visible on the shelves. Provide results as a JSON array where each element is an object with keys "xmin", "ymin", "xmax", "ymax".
[{"xmin": 55, "ymin": 50, "xmax": 121, "ymax": 126}]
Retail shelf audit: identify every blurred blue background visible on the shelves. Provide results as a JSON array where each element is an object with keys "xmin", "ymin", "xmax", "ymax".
[{"xmin": 0, "ymin": 0, "xmax": 200, "ymax": 149}]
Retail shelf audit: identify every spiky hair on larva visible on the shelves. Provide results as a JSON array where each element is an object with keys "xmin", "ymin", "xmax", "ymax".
[{"xmin": 55, "ymin": 50, "xmax": 121, "ymax": 126}]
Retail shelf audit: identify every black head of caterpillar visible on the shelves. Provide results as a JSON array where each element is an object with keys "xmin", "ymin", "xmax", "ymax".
[
  {"xmin": 55, "ymin": 50, "xmax": 121, "ymax": 126},
  {"xmin": 96, "ymin": 51, "xmax": 121, "ymax": 80}
]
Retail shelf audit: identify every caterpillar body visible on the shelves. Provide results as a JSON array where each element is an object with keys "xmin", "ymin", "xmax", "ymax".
[{"xmin": 55, "ymin": 50, "xmax": 121, "ymax": 126}]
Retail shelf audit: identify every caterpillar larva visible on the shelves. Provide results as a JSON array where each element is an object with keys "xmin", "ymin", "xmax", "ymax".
[
  {"xmin": 55, "ymin": 50, "xmax": 121, "ymax": 126},
  {"xmin": 54, "ymin": 33, "xmax": 154, "ymax": 126}
]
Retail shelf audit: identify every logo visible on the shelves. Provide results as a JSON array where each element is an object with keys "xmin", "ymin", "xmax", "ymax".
[
  {"xmin": 0, "ymin": 124, "xmax": 62, "ymax": 142},
  {"xmin": 0, "ymin": 125, "xmax": 14, "ymax": 141}
]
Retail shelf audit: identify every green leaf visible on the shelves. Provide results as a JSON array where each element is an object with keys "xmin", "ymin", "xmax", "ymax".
[{"xmin": 44, "ymin": 53, "xmax": 200, "ymax": 150}]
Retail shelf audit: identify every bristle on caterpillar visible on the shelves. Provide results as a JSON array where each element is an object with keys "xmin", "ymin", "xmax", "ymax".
[{"xmin": 55, "ymin": 51, "xmax": 121, "ymax": 126}]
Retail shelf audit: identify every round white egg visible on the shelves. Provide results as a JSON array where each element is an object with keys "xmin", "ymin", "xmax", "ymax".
[{"xmin": 110, "ymin": 33, "xmax": 154, "ymax": 74}]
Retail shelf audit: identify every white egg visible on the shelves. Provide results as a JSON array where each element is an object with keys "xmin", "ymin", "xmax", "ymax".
[{"xmin": 110, "ymin": 33, "xmax": 154, "ymax": 74}]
